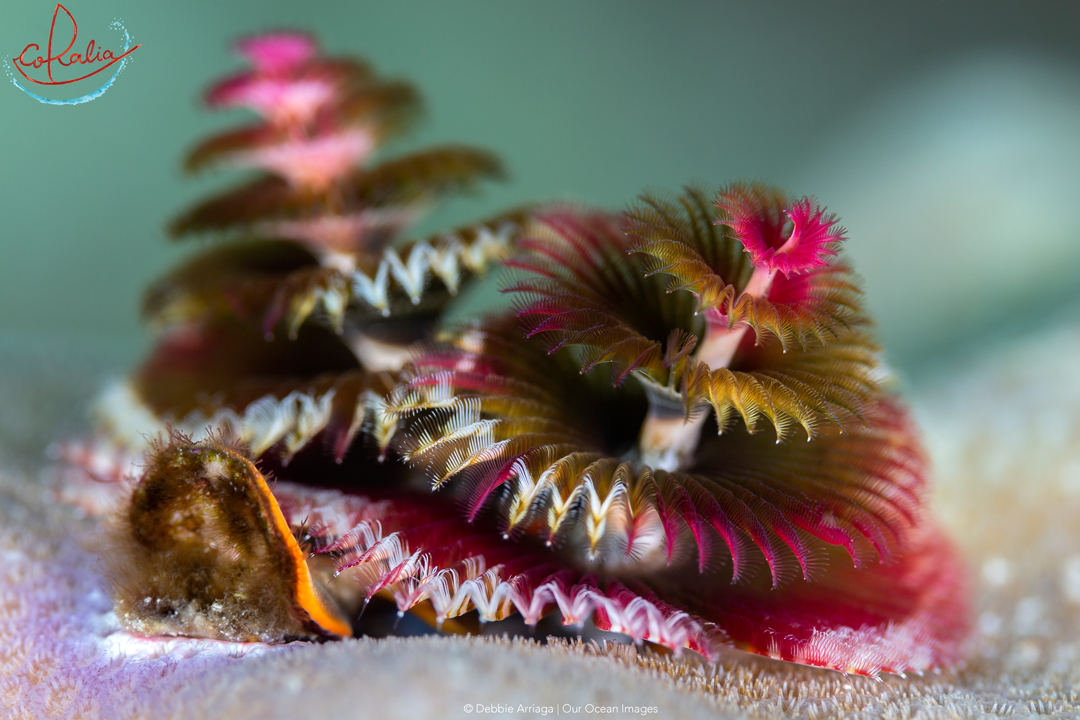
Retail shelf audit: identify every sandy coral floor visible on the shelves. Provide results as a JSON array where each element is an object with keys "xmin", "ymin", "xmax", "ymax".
[{"xmin": 3, "ymin": 320, "xmax": 1080, "ymax": 720}]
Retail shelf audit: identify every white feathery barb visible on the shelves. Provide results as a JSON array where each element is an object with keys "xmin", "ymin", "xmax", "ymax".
[
  {"xmin": 185, "ymin": 388, "xmax": 336, "ymax": 457},
  {"xmin": 405, "ymin": 398, "xmax": 487, "ymax": 457},
  {"xmin": 503, "ymin": 455, "xmax": 547, "ymax": 532},
  {"xmin": 544, "ymin": 477, "xmax": 587, "ymax": 542},
  {"xmin": 91, "ymin": 380, "xmax": 391, "ymax": 465},
  {"xmin": 464, "ymin": 224, "xmax": 515, "ymax": 271},
  {"xmin": 581, "ymin": 473, "xmax": 626, "ymax": 557},
  {"xmin": 426, "ymin": 236, "xmax": 464, "ymax": 293},
  {"xmin": 363, "ymin": 391, "xmax": 398, "ymax": 453},
  {"xmin": 299, "ymin": 222, "xmax": 516, "ymax": 321},
  {"xmin": 351, "ymin": 258, "xmax": 393, "ymax": 315},
  {"xmin": 383, "ymin": 247, "xmax": 428, "ymax": 305},
  {"xmin": 279, "ymin": 483, "xmax": 728, "ymax": 661},
  {"xmin": 91, "ymin": 381, "xmax": 171, "ymax": 450},
  {"xmin": 321, "ymin": 520, "xmax": 385, "ymax": 557},
  {"xmin": 390, "ymin": 373, "xmax": 459, "ymax": 415},
  {"xmin": 396, "ymin": 556, "xmax": 493, "ymax": 617},
  {"xmin": 317, "ymin": 279, "xmax": 349, "ymax": 329}
]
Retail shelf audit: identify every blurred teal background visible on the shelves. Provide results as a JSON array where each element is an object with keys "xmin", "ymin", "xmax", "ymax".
[{"xmin": 2, "ymin": 0, "xmax": 1080, "ymax": 373}]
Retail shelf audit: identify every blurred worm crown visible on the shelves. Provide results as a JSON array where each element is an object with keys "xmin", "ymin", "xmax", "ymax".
[{"xmin": 75, "ymin": 31, "xmax": 970, "ymax": 677}]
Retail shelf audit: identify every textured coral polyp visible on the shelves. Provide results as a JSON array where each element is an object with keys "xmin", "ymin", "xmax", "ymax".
[{"xmin": 70, "ymin": 30, "xmax": 971, "ymax": 678}]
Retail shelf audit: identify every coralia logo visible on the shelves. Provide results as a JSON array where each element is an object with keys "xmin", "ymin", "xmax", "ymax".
[{"xmin": 7, "ymin": 3, "xmax": 141, "ymax": 105}]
